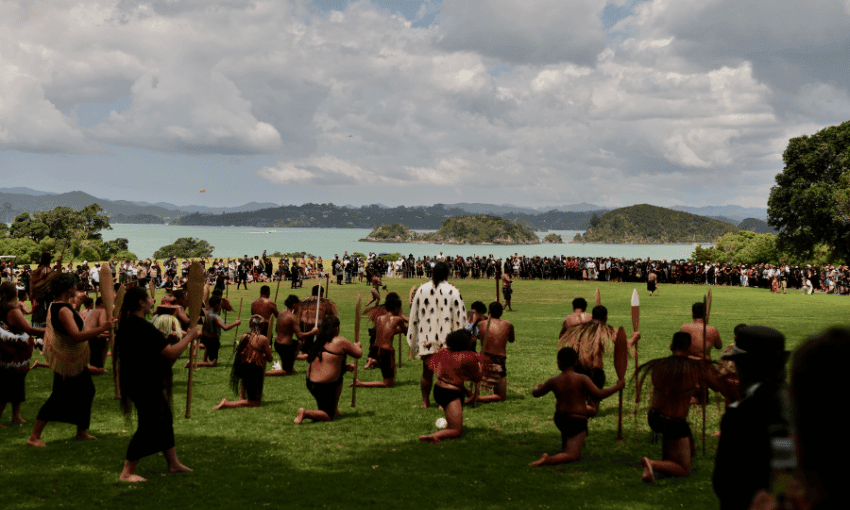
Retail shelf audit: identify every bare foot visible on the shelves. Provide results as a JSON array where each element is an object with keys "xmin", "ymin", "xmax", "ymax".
[
  {"xmin": 75, "ymin": 432, "xmax": 97, "ymax": 441},
  {"xmin": 27, "ymin": 437, "xmax": 47, "ymax": 447},
  {"xmin": 420, "ymin": 401, "xmax": 430, "ymax": 409},
  {"xmin": 711, "ymin": 431, "xmax": 721, "ymax": 437},
  {"xmin": 12, "ymin": 417, "xmax": 26, "ymax": 425},
  {"xmin": 641, "ymin": 457, "xmax": 655, "ymax": 484},
  {"xmin": 419, "ymin": 434, "xmax": 441, "ymax": 445},
  {"xmin": 293, "ymin": 408, "xmax": 305, "ymax": 424},
  {"xmin": 213, "ymin": 398, "xmax": 227, "ymax": 410},
  {"xmin": 349, "ymin": 380, "xmax": 357, "ymax": 388},
  {"xmin": 168, "ymin": 463, "xmax": 193, "ymax": 473},
  {"xmin": 119, "ymin": 474, "xmax": 147, "ymax": 482},
  {"xmin": 529, "ymin": 453, "xmax": 550, "ymax": 467}
]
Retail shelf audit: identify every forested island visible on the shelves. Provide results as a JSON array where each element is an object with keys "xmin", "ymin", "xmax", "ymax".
[
  {"xmin": 572, "ymin": 204, "xmax": 739, "ymax": 244},
  {"xmin": 360, "ymin": 215, "xmax": 541, "ymax": 245}
]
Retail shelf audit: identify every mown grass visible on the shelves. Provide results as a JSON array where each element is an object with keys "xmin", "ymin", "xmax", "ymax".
[{"xmin": 2, "ymin": 277, "xmax": 846, "ymax": 510}]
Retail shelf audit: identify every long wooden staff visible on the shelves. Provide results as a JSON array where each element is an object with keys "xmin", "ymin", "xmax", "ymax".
[
  {"xmin": 594, "ymin": 288, "xmax": 601, "ymax": 308},
  {"xmin": 184, "ymin": 262, "xmax": 205, "ymax": 419},
  {"xmin": 352, "ymin": 294, "xmax": 361, "ymax": 407},
  {"xmin": 701, "ymin": 290, "xmax": 713, "ymax": 455},
  {"xmin": 495, "ymin": 269, "xmax": 501, "ymax": 303},
  {"xmin": 325, "ymin": 273, "xmax": 330, "ymax": 300},
  {"xmin": 631, "ymin": 289, "xmax": 640, "ymax": 403},
  {"xmin": 99, "ymin": 265, "xmax": 117, "ymax": 398},
  {"xmin": 407, "ymin": 285, "xmax": 417, "ymax": 362},
  {"xmin": 314, "ymin": 283, "xmax": 322, "ymax": 328},
  {"xmin": 614, "ymin": 327, "xmax": 628, "ymax": 440},
  {"xmin": 224, "ymin": 281, "xmax": 229, "ymax": 323},
  {"xmin": 274, "ymin": 274, "xmax": 282, "ymax": 304},
  {"xmin": 231, "ymin": 298, "xmax": 243, "ymax": 353},
  {"xmin": 111, "ymin": 284, "xmax": 126, "ymax": 399}
]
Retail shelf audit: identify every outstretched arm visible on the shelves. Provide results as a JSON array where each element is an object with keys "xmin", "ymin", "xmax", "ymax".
[
  {"xmin": 532, "ymin": 378, "xmax": 552, "ymax": 398},
  {"xmin": 584, "ymin": 375, "xmax": 625, "ymax": 400}
]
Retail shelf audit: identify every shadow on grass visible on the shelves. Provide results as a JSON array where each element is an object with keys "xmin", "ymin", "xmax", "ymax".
[{"xmin": 3, "ymin": 422, "xmax": 721, "ymax": 510}]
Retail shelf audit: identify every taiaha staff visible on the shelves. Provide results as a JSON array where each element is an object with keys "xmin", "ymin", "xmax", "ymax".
[
  {"xmin": 631, "ymin": 289, "xmax": 640, "ymax": 403},
  {"xmin": 614, "ymin": 327, "xmax": 628, "ymax": 440},
  {"xmin": 495, "ymin": 269, "xmax": 501, "ymax": 303},
  {"xmin": 111, "ymin": 284, "xmax": 126, "ymax": 399},
  {"xmin": 325, "ymin": 272, "xmax": 330, "ymax": 300},
  {"xmin": 701, "ymin": 290, "xmax": 713, "ymax": 455},
  {"xmin": 351, "ymin": 294, "xmax": 362, "ymax": 407},
  {"xmin": 184, "ymin": 262, "xmax": 205, "ymax": 419},
  {"xmin": 407, "ymin": 285, "xmax": 416, "ymax": 362},
  {"xmin": 231, "ymin": 298, "xmax": 243, "ymax": 353},
  {"xmin": 100, "ymin": 265, "xmax": 117, "ymax": 398},
  {"xmin": 595, "ymin": 288, "xmax": 601, "ymax": 308},
  {"xmin": 274, "ymin": 274, "xmax": 282, "ymax": 304}
]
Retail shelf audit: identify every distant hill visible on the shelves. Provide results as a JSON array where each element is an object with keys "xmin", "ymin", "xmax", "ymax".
[
  {"xmin": 0, "ymin": 187, "xmax": 56, "ymax": 196},
  {"xmin": 446, "ymin": 202, "xmax": 605, "ymax": 215},
  {"xmin": 738, "ymin": 217, "xmax": 776, "ymax": 234},
  {"xmin": 573, "ymin": 204, "xmax": 739, "ymax": 244},
  {"xmin": 671, "ymin": 205, "xmax": 767, "ymax": 223},
  {"xmin": 0, "ymin": 190, "xmax": 279, "ymax": 222},
  {"xmin": 360, "ymin": 215, "xmax": 540, "ymax": 245}
]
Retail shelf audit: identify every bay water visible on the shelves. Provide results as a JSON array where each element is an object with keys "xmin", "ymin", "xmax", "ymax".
[{"xmin": 102, "ymin": 224, "xmax": 702, "ymax": 261}]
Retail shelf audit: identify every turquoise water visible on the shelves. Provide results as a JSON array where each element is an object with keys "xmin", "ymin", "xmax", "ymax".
[{"xmin": 102, "ymin": 224, "xmax": 702, "ymax": 260}]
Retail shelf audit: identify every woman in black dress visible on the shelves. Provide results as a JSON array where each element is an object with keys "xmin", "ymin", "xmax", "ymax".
[
  {"xmin": 115, "ymin": 286, "xmax": 200, "ymax": 482},
  {"xmin": 27, "ymin": 274, "xmax": 116, "ymax": 447}
]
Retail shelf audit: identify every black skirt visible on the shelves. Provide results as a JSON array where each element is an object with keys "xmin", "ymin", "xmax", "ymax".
[{"xmin": 37, "ymin": 370, "xmax": 95, "ymax": 429}]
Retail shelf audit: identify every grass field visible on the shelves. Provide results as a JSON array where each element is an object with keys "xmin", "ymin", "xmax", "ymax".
[{"xmin": 1, "ymin": 277, "xmax": 847, "ymax": 510}]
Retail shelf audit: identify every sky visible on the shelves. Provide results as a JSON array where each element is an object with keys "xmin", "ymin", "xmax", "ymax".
[{"xmin": 1, "ymin": 0, "xmax": 849, "ymax": 210}]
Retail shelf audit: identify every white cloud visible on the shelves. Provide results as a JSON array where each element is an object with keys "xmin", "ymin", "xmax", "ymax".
[
  {"xmin": 438, "ymin": 0, "xmax": 608, "ymax": 66},
  {"xmin": 0, "ymin": 0, "xmax": 846, "ymax": 209}
]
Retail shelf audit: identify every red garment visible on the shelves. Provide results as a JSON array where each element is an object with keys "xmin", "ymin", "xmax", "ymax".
[{"xmin": 427, "ymin": 348, "xmax": 484, "ymax": 387}]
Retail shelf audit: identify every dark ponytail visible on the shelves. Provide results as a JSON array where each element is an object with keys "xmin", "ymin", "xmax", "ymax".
[{"xmin": 308, "ymin": 316, "xmax": 340, "ymax": 364}]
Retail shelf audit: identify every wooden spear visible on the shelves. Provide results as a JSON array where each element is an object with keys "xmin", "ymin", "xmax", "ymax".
[
  {"xmin": 99, "ymin": 265, "xmax": 118, "ymax": 399},
  {"xmin": 231, "ymin": 298, "xmax": 243, "ymax": 353},
  {"xmin": 594, "ymin": 287, "xmax": 601, "ymax": 308},
  {"xmin": 352, "ymin": 294, "xmax": 362, "ymax": 407},
  {"xmin": 702, "ymin": 290, "xmax": 713, "ymax": 455},
  {"xmin": 631, "ymin": 289, "xmax": 640, "ymax": 403},
  {"xmin": 184, "ymin": 262, "xmax": 205, "ymax": 419},
  {"xmin": 614, "ymin": 327, "xmax": 628, "ymax": 440}
]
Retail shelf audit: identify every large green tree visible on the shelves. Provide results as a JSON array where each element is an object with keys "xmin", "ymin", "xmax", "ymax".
[
  {"xmin": 153, "ymin": 238, "xmax": 215, "ymax": 259},
  {"xmin": 768, "ymin": 120, "xmax": 850, "ymax": 262}
]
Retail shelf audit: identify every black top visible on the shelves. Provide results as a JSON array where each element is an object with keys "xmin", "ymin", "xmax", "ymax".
[
  {"xmin": 116, "ymin": 315, "xmax": 171, "ymax": 397},
  {"xmin": 50, "ymin": 303, "xmax": 84, "ymax": 336},
  {"xmin": 713, "ymin": 382, "xmax": 789, "ymax": 510}
]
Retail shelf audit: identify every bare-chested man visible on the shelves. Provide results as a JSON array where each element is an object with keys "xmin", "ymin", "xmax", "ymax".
[
  {"xmin": 679, "ymin": 302, "xmax": 721, "ymax": 360},
  {"xmin": 529, "ymin": 347, "xmax": 624, "ymax": 466},
  {"xmin": 250, "ymin": 285, "xmax": 279, "ymax": 337},
  {"xmin": 364, "ymin": 274, "xmax": 382, "ymax": 308},
  {"xmin": 637, "ymin": 332, "xmax": 735, "ymax": 483},
  {"xmin": 501, "ymin": 271, "xmax": 513, "ymax": 311},
  {"xmin": 475, "ymin": 302, "xmax": 514, "ymax": 403},
  {"xmin": 352, "ymin": 292, "xmax": 407, "ymax": 388},
  {"xmin": 265, "ymin": 295, "xmax": 317, "ymax": 376},
  {"xmin": 558, "ymin": 305, "xmax": 640, "ymax": 415},
  {"xmin": 647, "ymin": 270, "xmax": 658, "ymax": 297},
  {"xmin": 559, "ymin": 297, "xmax": 592, "ymax": 338}
]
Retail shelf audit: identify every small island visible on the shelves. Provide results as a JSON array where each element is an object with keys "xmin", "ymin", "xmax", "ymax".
[
  {"xmin": 572, "ymin": 204, "xmax": 738, "ymax": 244},
  {"xmin": 360, "ymin": 215, "xmax": 541, "ymax": 245},
  {"xmin": 542, "ymin": 233, "xmax": 563, "ymax": 244}
]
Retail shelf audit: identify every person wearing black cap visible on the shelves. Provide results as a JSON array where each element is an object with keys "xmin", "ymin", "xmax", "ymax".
[{"xmin": 712, "ymin": 325, "xmax": 791, "ymax": 509}]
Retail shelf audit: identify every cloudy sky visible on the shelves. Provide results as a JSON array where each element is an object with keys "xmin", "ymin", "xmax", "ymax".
[{"xmin": 2, "ymin": 0, "xmax": 849, "ymax": 209}]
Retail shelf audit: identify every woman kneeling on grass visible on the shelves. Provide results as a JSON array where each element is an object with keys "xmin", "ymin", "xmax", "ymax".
[
  {"xmin": 214, "ymin": 315, "xmax": 273, "ymax": 410},
  {"xmin": 294, "ymin": 316, "xmax": 361, "ymax": 424},
  {"xmin": 115, "ymin": 286, "xmax": 201, "ymax": 482},
  {"xmin": 419, "ymin": 329, "xmax": 483, "ymax": 445}
]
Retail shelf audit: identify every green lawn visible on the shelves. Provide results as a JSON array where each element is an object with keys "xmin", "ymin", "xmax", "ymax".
[{"xmin": 2, "ymin": 278, "xmax": 845, "ymax": 510}]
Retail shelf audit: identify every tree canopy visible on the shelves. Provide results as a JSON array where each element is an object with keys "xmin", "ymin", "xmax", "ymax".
[
  {"xmin": 153, "ymin": 238, "xmax": 215, "ymax": 259},
  {"xmin": 768, "ymin": 119, "xmax": 850, "ymax": 262}
]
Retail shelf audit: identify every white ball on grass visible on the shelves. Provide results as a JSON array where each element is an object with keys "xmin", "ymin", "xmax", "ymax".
[{"xmin": 435, "ymin": 417, "xmax": 448, "ymax": 429}]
